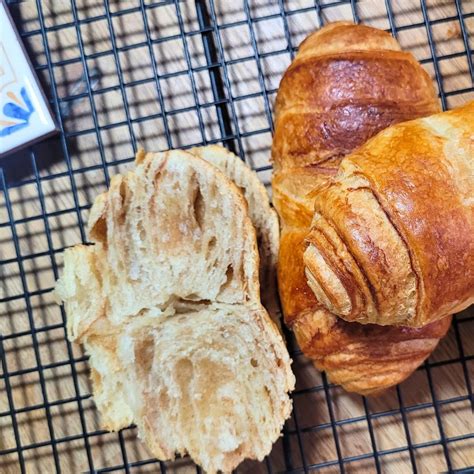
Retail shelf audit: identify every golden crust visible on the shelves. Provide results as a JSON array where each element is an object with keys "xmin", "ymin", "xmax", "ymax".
[
  {"xmin": 293, "ymin": 309, "xmax": 452, "ymax": 395},
  {"xmin": 272, "ymin": 23, "xmax": 440, "ymax": 171},
  {"xmin": 272, "ymin": 22, "xmax": 450, "ymax": 395},
  {"xmin": 306, "ymin": 101, "xmax": 474, "ymax": 326}
]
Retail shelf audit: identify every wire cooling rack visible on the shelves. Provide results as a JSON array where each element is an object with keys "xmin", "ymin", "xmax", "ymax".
[{"xmin": 1, "ymin": 1, "xmax": 473, "ymax": 473}]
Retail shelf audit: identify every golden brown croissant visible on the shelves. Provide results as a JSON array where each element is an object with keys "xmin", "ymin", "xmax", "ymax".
[
  {"xmin": 272, "ymin": 21, "xmax": 452, "ymax": 395},
  {"xmin": 304, "ymin": 101, "xmax": 474, "ymax": 327}
]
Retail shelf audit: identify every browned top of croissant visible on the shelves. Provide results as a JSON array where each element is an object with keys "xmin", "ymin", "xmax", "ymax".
[
  {"xmin": 305, "ymin": 101, "xmax": 474, "ymax": 327},
  {"xmin": 272, "ymin": 21, "xmax": 440, "ymax": 171}
]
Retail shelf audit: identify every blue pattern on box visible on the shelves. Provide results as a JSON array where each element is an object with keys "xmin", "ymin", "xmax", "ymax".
[{"xmin": 0, "ymin": 87, "xmax": 35, "ymax": 137}]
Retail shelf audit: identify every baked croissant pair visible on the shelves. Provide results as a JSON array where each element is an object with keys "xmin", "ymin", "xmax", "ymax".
[{"xmin": 273, "ymin": 22, "xmax": 474, "ymax": 395}]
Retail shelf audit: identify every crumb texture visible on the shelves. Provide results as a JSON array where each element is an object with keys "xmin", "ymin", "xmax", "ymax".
[{"xmin": 55, "ymin": 148, "xmax": 294, "ymax": 473}]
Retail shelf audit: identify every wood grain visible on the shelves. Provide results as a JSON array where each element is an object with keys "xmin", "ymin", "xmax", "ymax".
[{"xmin": 1, "ymin": 1, "xmax": 473, "ymax": 473}]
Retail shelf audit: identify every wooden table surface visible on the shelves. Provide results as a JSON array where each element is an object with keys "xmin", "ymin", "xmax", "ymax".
[{"xmin": 1, "ymin": 1, "xmax": 473, "ymax": 473}]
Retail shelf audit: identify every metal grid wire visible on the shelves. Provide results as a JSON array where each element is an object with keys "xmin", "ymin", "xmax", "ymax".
[{"xmin": 1, "ymin": 0, "xmax": 473, "ymax": 473}]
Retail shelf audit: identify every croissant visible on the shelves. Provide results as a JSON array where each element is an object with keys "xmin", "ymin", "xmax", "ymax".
[
  {"xmin": 304, "ymin": 101, "xmax": 474, "ymax": 327},
  {"xmin": 56, "ymin": 148, "xmax": 294, "ymax": 473},
  {"xmin": 272, "ymin": 22, "xmax": 451, "ymax": 395}
]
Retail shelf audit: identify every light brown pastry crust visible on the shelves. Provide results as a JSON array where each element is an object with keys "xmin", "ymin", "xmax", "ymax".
[{"xmin": 272, "ymin": 21, "xmax": 451, "ymax": 395}]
